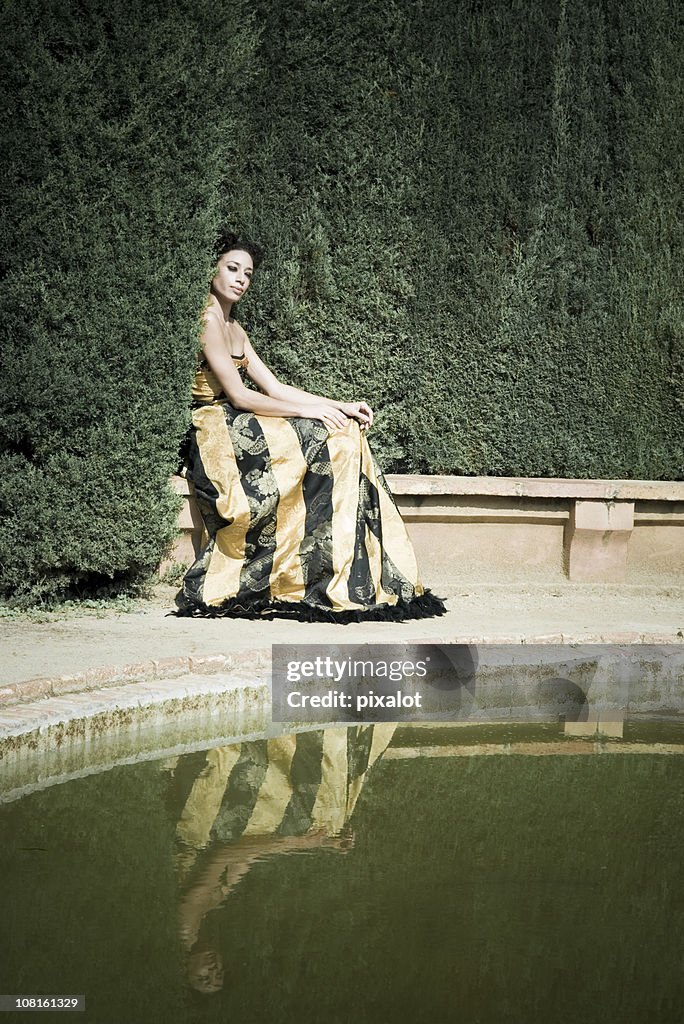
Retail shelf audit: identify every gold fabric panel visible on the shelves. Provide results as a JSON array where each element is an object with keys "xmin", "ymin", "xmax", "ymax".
[
  {"xmin": 192, "ymin": 363, "xmax": 225, "ymax": 403},
  {"xmin": 242, "ymin": 736, "xmax": 298, "ymax": 835},
  {"xmin": 176, "ymin": 745, "xmax": 242, "ymax": 850},
  {"xmin": 191, "ymin": 405, "xmax": 252, "ymax": 605},
  {"xmin": 310, "ymin": 727, "xmax": 350, "ymax": 834},
  {"xmin": 256, "ymin": 416, "xmax": 307, "ymax": 602}
]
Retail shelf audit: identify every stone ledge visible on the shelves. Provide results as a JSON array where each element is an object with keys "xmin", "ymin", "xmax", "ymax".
[
  {"xmin": 167, "ymin": 473, "xmax": 684, "ymax": 584},
  {"xmin": 0, "ymin": 650, "xmax": 271, "ymax": 710},
  {"xmin": 2, "ymin": 632, "xmax": 682, "ymax": 711},
  {"xmin": 3, "ymin": 645, "xmax": 683, "ymax": 793},
  {"xmin": 385, "ymin": 475, "xmax": 684, "ymax": 502},
  {"xmin": 172, "ymin": 472, "xmax": 684, "ymax": 502}
]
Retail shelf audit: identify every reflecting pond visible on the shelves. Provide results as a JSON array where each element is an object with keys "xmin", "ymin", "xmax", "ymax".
[{"xmin": 1, "ymin": 721, "xmax": 682, "ymax": 1023}]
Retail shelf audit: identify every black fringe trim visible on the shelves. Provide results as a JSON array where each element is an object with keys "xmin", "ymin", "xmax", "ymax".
[{"xmin": 173, "ymin": 590, "xmax": 447, "ymax": 623}]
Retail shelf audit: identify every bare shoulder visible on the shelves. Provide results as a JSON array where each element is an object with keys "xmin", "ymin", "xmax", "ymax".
[
  {"xmin": 202, "ymin": 297, "xmax": 224, "ymax": 326},
  {"xmin": 201, "ymin": 301, "xmax": 229, "ymax": 348}
]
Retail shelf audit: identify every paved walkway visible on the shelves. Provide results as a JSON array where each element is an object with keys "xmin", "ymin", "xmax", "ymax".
[{"xmin": 1, "ymin": 582, "xmax": 682, "ymax": 705}]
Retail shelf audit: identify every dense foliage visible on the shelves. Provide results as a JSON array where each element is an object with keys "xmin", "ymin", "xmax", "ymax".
[
  {"xmin": 236, "ymin": 0, "xmax": 683, "ymax": 478},
  {"xmin": 0, "ymin": 0, "xmax": 259, "ymax": 602},
  {"xmin": 1, "ymin": 0, "xmax": 682, "ymax": 602}
]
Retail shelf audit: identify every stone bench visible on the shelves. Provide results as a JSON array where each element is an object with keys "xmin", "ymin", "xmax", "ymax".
[{"xmin": 167, "ymin": 474, "xmax": 684, "ymax": 586}]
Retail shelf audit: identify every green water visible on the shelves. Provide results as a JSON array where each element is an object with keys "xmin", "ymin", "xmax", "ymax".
[{"xmin": 0, "ymin": 726, "xmax": 682, "ymax": 1024}]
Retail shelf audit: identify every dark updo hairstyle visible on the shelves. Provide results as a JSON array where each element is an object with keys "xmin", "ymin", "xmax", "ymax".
[{"xmin": 214, "ymin": 229, "xmax": 264, "ymax": 269}]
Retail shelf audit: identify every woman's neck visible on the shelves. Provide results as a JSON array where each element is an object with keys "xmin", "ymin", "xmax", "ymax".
[{"xmin": 209, "ymin": 292, "xmax": 233, "ymax": 322}]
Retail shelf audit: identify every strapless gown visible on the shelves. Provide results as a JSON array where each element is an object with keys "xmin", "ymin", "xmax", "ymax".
[{"xmin": 176, "ymin": 343, "xmax": 446, "ymax": 622}]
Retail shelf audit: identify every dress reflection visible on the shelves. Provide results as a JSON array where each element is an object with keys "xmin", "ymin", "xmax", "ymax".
[{"xmin": 165, "ymin": 725, "xmax": 396, "ymax": 994}]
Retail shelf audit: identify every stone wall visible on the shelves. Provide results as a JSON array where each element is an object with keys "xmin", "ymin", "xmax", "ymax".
[{"xmin": 165, "ymin": 475, "xmax": 684, "ymax": 587}]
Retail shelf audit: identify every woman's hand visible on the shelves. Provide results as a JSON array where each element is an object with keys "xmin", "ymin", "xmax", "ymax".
[
  {"xmin": 340, "ymin": 401, "xmax": 374, "ymax": 431},
  {"xmin": 304, "ymin": 403, "xmax": 350, "ymax": 431}
]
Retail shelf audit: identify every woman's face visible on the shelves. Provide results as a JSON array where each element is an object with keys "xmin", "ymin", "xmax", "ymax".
[
  {"xmin": 187, "ymin": 948, "xmax": 224, "ymax": 994},
  {"xmin": 211, "ymin": 249, "xmax": 254, "ymax": 304}
]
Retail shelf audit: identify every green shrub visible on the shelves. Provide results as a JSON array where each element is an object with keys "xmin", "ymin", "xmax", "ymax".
[
  {"xmin": 0, "ymin": 0, "xmax": 259, "ymax": 603},
  {"xmin": 234, "ymin": 0, "xmax": 682, "ymax": 478}
]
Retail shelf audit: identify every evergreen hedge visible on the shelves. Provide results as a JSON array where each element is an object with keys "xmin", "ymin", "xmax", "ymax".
[
  {"xmin": 1, "ymin": 0, "xmax": 682, "ymax": 603},
  {"xmin": 0, "ymin": 0, "xmax": 259, "ymax": 602},
  {"xmin": 236, "ymin": 0, "xmax": 683, "ymax": 478}
]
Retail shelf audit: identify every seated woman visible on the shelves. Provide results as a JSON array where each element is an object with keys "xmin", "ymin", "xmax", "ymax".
[
  {"xmin": 176, "ymin": 230, "xmax": 446, "ymax": 622},
  {"xmin": 171, "ymin": 725, "xmax": 397, "ymax": 993}
]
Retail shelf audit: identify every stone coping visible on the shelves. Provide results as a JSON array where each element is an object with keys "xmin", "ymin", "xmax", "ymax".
[
  {"xmin": 0, "ymin": 651, "xmax": 268, "ymax": 709},
  {"xmin": 2, "ymin": 631, "xmax": 682, "ymax": 712},
  {"xmin": 172, "ymin": 473, "xmax": 684, "ymax": 502},
  {"xmin": 3, "ymin": 639, "xmax": 682, "ymax": 803},
  {"xmin": 384, "ymin": 475, "xmax": 684, "ymax": 501}
]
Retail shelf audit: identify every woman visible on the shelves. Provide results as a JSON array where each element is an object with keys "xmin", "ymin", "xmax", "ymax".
[
  {"xmin": 171, "ymin": 726, "xmax": 396, "ymax": 994},
  {"xmin": 176, "ymin": 231, "xmax": 445, "ymax": 621}
]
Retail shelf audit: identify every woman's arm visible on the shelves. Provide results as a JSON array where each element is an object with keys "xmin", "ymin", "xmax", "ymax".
[
  {"xmin": 178, "ymin": 831, "xmax": 350, "ymax": 949},
  {"xmin": 244, "ymin": 338, "xmax": 374, "ymax": 430},
  {"xmin": 201, "ymin": 313, "xmax": 349, "ymax": 430}
]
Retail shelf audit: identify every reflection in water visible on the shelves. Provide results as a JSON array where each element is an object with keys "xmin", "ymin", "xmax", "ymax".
[
  {"xmin": 536, "ymin": 677, "xmax": 589, "ymax": 721},
  {"xmin": 1, "ymin": 720, "xmax": 682, "ymax": 1022},
  {"xmin": 165, "ymin": 725, "xmax": 395, "ymax": 994}
]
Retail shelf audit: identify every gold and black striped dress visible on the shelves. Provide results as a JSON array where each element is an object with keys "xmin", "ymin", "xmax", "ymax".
[
  {"xmin": 172, "ymin": 726, "xmax": 396, "ymax": 858},
  {"xmin": 176, "ymin": 339, "xmax": 446, "ymax": 621}
]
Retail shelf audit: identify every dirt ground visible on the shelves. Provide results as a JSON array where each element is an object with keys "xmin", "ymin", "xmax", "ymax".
[{"xmin": 1, "ymin": 581, "xmax": 682, "ymax": 687}]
